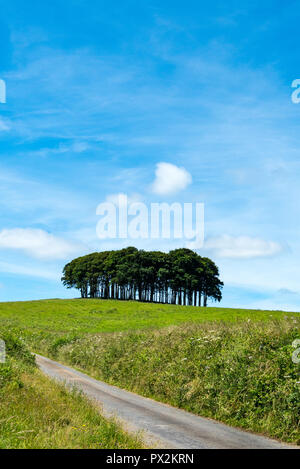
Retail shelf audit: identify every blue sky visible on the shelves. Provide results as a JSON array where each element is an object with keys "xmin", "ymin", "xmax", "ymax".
[{"xmin": 0, "ymin": 0, "xmax": 300, "ymax": 310}]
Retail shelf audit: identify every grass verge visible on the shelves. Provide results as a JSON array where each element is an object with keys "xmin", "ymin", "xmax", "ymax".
[
  {"xmin": 38, "ymin": 319, "xmax": 300, "ymax": 445},
  {"xmin": 0, "ymin": 299, "xmax": 299, "ymax": 445},
  {"xmin": 0, "ymin": 331, "xmax": 144, "ymax": 449}
]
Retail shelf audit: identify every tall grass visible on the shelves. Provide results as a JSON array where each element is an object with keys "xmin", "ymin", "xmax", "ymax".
[
  {"xmin": 0, "ymin": 299, "xmax": 299, "ymax": 445},
  {"xmin": 0, "ymin": 331, "xmax": 144, "ymax": 449},
  {"xmin": 43, "ymin": 319, "xmax": 300, "ymax": 444}
]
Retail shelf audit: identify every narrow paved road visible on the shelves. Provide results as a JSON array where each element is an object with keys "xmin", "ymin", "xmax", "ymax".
[{"xmin": 36, "ymin": 354, "xmax": 297, "ymax": 449}]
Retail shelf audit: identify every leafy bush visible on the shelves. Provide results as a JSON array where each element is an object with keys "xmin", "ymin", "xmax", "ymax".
[
  {"xmin": 0, "ymin": 331, "xmax": 35, "ymax": 366},
  {"xmin": 0, "ymin": 331, "xmax": 35, "ymax": 391},
  {"xmin": 48, "ymin": 335, "xmax": 80, "ymax": 358}
]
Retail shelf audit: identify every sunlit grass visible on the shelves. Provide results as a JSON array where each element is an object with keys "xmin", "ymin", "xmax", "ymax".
[
  {"xmin": 0, "ymin": 332, "xmax": 144, "ymax": 449},
  {"xmin": 0, "ymin": 299, "xmax": 299, "ymax": 446},
  {"xmin": 48, "ymin": 319, "xmax": 300, "ymax": 445},
  {"xmin": 0, "ymin": 298, "xmax": 297, "ymax": 338}
]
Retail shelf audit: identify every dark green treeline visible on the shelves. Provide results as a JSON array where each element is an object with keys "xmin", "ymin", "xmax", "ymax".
[{"xmin": 62, "ymin": 247, "xmax": 223, "ymax": 307}]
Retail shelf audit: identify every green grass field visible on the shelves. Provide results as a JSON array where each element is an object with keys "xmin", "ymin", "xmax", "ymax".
[
  {"xmin": 0, "ymin": 299, "xmax": 299, "ymax": 446},
  {"xmin": 0, "ymin": 298, "xmax": 297, "ymax": 336}
]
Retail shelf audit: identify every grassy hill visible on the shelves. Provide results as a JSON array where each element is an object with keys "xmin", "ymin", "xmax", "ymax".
[
  {"xmin": 0, "ymin": 299, "xmax": 299, "ymax": 446},
  {"xmin": 0, "ymin": 298, "xmax": 297, "ymax": 336}
]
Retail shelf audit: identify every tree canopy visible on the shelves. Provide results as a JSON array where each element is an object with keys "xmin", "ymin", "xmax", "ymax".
[{"xmin": 62, "ymin": 247, "xmax": 223, "ymax": 307}]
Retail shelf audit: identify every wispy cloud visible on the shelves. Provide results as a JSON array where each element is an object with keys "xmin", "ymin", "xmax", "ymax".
[
  {"xmin": 0, "ymin": 260, "xmax": 60, "ymax": 281},
  {"xmin": 0, "ymin": 228, "xmax": 81, "ymax": 259},
  {"xmin": 203, "ymin": 235, "xmax": 283, "ymax": 259},
  {"xmin": 1, "ymin": 7, "xmax": 300, "ymax": 307}
]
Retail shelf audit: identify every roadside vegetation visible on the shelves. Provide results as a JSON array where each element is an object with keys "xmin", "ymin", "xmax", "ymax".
[
  {"xmin": 0, "ymin": 299, "xmax": 299, "ymax": 445},
  {"xmin": 0, "ymin": 330, "xmax": 144, "ymax": 449},
  {"xmin": 37, "ymin": 319, "xmax": 300, "ymax": 445}
]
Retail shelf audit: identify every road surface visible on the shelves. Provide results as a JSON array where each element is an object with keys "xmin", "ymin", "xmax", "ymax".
[{"xmin": 36, "ymin": 354, "xmax": 297, "ymax": 449}]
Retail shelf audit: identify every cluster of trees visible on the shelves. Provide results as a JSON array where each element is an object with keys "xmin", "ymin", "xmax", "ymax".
[{"xmin": 62, "ymin": 247, "xmax": 223, "ymax": 307}]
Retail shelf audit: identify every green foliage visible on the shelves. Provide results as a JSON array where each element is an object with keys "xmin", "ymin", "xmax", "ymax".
[
  {"xmin": 50, "ymin": 320, "xmax": 300, "ymax": 444},
  {"xmin": 48, "ymin": 335, "xmax": 80, "ymax": 358},
  {"xmin": 0, "ymin": 331, "xmax": 35, "ymax": 366},
  {"xmin": 0, "ymin": 299, "xmax": 298, "ymax": 445},
  {"xmin": 62, "ymin": 247, "xmax": 223, "ymax": 305},
  {"xmin": 0, "ymin": 364, "xmax": 14, "ymax": 389},
  {"xmin": 0, "ymin": 299, "xmax": 296, "ymax": 343},
  {"xmin": 0, "ymin": 330, "xmax": 144, "ymax": 449},
  {"xmin": 0, "ymin": 331, "xmax": 35, "ymax": 391},
  {"xmin": 0, "ymin": 369, "xmax": 145, "ymax": 449}
]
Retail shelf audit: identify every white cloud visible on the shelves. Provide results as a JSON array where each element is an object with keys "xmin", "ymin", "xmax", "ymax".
[
  {"xmin": 204, "ymin": 235, "xmax": 283, "ymax": 259},
  {"xmin": 0, "ymin": 228, "xmax": 80, "ymax": 260},
  {"xmin": 0, "ymin": 261, "xmax": 60, "ymax": 280},
  {"xmin": 152, "ymin": 162, "xmax": 192, "ymax": 195}
]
